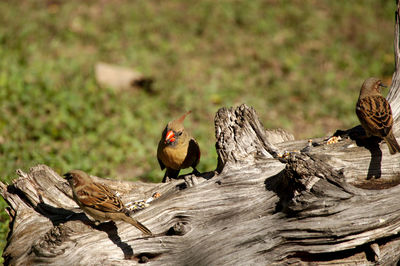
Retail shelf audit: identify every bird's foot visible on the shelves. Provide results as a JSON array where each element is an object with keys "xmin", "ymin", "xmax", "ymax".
[
  {"xmin": 192, "ymin": 168, "xmax": 200, "ymax": 176},
  {"xmin": 162, "ymin": 176, "xmax": 171, "ymax": 183},
  {"xmin": 184, "ymin": 175, "xmax": 199, "ymax": 187}
]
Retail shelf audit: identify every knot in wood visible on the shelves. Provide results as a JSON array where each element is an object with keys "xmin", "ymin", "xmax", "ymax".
[
  {"xmin": 169, "ymin": 221, "xmax": 190, "ymax": 236},
  {"xmin": 31, "ymin": 224, "xmax": 73, "ymax": 257},
  {"xmin": 138, "ymin": 255, "xmax": 150, "ymax": 263}
]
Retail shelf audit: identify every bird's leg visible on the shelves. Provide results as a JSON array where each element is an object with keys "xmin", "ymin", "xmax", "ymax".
[
  {"xmin": 163, "ymin": 168, "xmax": 180, "ymax": 183},
  {"xmin": 162, "ymin": 172, "xmax": 171, "ymax": 183},
  {"xmin": 192, "ymin": 167, "xmax": 200, "ymax": 176}
]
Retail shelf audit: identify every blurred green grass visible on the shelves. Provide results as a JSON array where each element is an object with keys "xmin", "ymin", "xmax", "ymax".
[{"xmin": 0, "ymin": 0, "xmax": 396, "ymax": 261}]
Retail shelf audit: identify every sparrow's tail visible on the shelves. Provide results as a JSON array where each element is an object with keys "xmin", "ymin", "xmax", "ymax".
[
  {"xmin": 121, "ymin": 209, "xmax": 152, "ymax": 235},
  {"xmin": 122, "ymin": 214, "xmax": 152, "ymax": 235},
  {"xmin": 385, "ymin": 132, "xmax": 400, "ymax": 154}
]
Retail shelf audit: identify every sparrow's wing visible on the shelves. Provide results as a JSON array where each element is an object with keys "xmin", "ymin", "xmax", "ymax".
[
  {"xmin": 356, "ymin": 95, "xmax": 393, "ymax": 137},
  {"xmin": 77, "ymin": 182, "xmax": 125, "ymax": 213}
]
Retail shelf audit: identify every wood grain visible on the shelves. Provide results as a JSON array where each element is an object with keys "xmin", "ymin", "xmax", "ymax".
[{"xmin": 3, "ymin": 2, "xmax": 400, "ymax": 265}]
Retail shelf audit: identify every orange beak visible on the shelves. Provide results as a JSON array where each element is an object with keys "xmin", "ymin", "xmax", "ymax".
[{"xmin": 165, "ymin": 130, "xmax": 175, "ymax": 144}]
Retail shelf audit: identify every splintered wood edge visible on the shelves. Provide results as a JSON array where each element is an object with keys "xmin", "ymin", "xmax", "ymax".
[{"xmin": 214, "ymin": 104, "xmax": 282, "ymax": 172}]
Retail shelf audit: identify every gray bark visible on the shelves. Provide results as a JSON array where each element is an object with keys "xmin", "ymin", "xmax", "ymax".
[{"xmin": 3, "ymin": 2, "xmax": 400, "ymax": 265}]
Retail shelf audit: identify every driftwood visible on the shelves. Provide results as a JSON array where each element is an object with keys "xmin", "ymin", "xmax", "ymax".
[{"xmin": 3, "ymin": 3, "xmax": 400, "ymax": 266}]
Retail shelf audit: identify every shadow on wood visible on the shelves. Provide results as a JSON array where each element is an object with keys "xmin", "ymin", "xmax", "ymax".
[{"xmin": 3, "ymin": 3, "xmax": 400, "ymax": 265}]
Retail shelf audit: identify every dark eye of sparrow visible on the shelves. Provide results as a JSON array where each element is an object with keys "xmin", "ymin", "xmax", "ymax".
[{"xmin": 176, "ymin": 131, "xmax": 182, "ymax": 136}]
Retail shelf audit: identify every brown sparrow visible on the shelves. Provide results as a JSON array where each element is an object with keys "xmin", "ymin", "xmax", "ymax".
[
  {"xmin": 157, "ymin": 111, "xmax": 201, "ymax": 183},
  {"xmin": 356, "ymin": 77, "xmax": 400, "ymax": 154},
  {"xmin": 64, "ymin": 170, "xmax": 152, "ymax": 235}
]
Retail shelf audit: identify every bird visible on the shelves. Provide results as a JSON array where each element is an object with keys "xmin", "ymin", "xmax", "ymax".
[
  {"xmin": 63, "ymin": 170, "xmax": 152, "ymax": 235},
  {"xmin": 157, "ymin": 111, "xmax": 201, "ymax": 183},
  {"xmin": 356, "ymin": 77, "xmax": 400, "ymax": 154}
]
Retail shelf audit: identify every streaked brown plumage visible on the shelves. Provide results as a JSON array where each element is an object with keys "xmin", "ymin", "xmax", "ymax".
[
  {"xmin": 356, "ymin": 77, "xmax": 400, "ymax": 154},
  {"xmin": 63, "ymin": 170, "xmax": 152, "ymax": 235},
  {"xmin": 157, "ymin": 111, "xmax": 201, "ymax": 183}
]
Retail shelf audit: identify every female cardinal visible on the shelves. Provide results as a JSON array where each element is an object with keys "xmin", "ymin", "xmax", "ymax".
[{"xmin": 157, "ymin": 111, "xmax": 201, "ymax": 182}]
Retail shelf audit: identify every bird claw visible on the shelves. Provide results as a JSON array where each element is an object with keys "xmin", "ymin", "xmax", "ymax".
[
  {"xmin": 184, "ymin": 175, "xmax": 199, "ymax": 187},
  {"xmin": 162, "ymin": 175, "xmax": 171, "ymax": 183},
  {"xmin": 192, "ymin": 168, "xmax": 200, "ymax": 176}
]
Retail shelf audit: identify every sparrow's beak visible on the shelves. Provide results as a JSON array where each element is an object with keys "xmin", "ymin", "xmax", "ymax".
[
  {"xmin": 63, "ymin": 173, "xmax": 71, "ymax": 180},
  {"xmin": 165, "ymin": 130, "xmax": 175, "ymax": 144},
  {"xmin": 380, "ymin": 82, "xmax": 388, "ymax": 88}
]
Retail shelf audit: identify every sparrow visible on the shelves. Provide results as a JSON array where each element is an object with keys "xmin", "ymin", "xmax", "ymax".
[
  {"xmin": 356, "ymin": 77, "xmax": 400, "ymax": 154},
  {"xmin": 63, "ymin": 170, "xmax": 152, "ymax": 235},
  {"xmin": 157, "ymin": 111, "xmax": 201, "ymax": 183}
]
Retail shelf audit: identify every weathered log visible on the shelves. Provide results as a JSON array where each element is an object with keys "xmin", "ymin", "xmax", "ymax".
[{"xmin": 3, "ymin": 3, "xmax": 400, "ymax": 265}]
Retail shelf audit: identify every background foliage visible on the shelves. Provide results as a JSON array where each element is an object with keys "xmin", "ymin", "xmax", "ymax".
[{"xmin": 0, "ymin": 0, "xmax": 396, "ymax": 261}]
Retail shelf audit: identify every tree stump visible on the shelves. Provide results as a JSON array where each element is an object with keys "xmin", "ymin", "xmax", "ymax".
[{"xmin": 3, "ymin": 3, "xmax": 400, "ymax": 265}]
